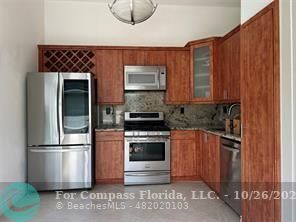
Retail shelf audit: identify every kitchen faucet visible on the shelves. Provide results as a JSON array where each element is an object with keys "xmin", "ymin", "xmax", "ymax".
[{"xmin": 227, "ymin": 103, "xmax": 240, "ymax": 134}]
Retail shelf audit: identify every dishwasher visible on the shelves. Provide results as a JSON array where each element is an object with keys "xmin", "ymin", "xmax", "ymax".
[{"xmin": 220, "ymin": 138, "xmax": 241, "ymax": 216}]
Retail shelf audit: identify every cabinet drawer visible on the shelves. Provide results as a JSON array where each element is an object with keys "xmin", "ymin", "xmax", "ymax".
[
  {"xmin": 96, "ymin": 131, "xmax": 124, "ymax": 141},
  {"xmin": 171, "ymin": 130, "xmax": 196, "ymax": 140}
]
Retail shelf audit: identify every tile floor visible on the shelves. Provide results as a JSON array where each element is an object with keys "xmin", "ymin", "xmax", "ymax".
[{"xmin": 1, "ymin": 182, "xmax": 240, "ymax": 222}]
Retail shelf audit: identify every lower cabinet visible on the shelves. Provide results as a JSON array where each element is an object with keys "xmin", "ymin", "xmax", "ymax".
[
  {"xmin": 95, "ymin": 131, "xmax": 124, "ymax": 183},
  {"xmin": 95, "ymin": 130, "xmax": 220, "ymax": 190},
  {"xmin": 171, "ymin": 130, "xmax": 200, "ymax": 180},
  {"xmin": 200, "ymin": 132, "xmax": 220, "ymax": 194}
]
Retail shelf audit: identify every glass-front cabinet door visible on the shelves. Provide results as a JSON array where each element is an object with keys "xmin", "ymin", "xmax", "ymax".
[{"xmin": 190, "ymin": 42, "xmax": 214, "ymax": 102}]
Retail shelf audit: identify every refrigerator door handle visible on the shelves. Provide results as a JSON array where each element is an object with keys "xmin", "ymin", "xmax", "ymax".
[
  {"xmin": 29, "ymin": 147, "xmax": 90, "ymax": 153},
  {"xmin": 58, "ymin": 74, "xmax": 65, "ymax": 144},
  {"xmin": 57, "ymin": 74, "xmax": 60, "ymax": 143}
]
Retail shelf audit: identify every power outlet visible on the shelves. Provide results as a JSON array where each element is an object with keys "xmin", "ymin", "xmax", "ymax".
[
  {"xmin": 180, "ymin": 107, "xmax": 185, "ymax": 114},
  {"xmin": 106, "ymin": 107, "xmax": 111, "ymax": 115},
  {"xmin": 223, "ymin": 106, "xmax": 228, "ymax": 114}
]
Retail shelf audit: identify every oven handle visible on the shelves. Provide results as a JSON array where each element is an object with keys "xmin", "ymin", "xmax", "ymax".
[
  {"xmin": 125, "ymin": 138, "xmax": 170, "ymax": 143},
  {"xmin": 125, "ymin": 172, "xmax": 169, "ymax": 177}
]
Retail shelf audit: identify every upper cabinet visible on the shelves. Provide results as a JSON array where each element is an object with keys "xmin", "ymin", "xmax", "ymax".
[
  {"xmin": 96, "ymin": 49, "xmax": 124, "ymax": 104},
  {"xmin": 123, "ymin": 50, "xmax": 145, "ymax": 65},
  {"xmin": 165, "ymin": 50, "xmax": 190, "ymax": 104},
  {"xmin": 123, "ymin": 50, "xmax": 167, "ymax": 65},
  {"xmin": 188, "ymin": 38, "xmax": 220, "ymax": 103},
  {"xmin": 144, "ymin": 50, "xmax": 167, "ymax": 65},
  {"xmin": 218, "ymin": 26, "xmax": 241, "ymax": 102},
  {"xmin": 38, "ymin": 29, "xmax": 240, "ymax": 105}
]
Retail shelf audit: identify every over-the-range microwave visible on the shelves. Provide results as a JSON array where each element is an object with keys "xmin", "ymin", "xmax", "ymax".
[{"xmin": 124, "ymin": 66, "xmax": 166, "ymax": 91}]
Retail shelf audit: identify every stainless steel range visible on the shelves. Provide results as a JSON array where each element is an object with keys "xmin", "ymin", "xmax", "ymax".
[{"xmin": 124, "ymin": 112, "xmax": 171, "ymax": 185}]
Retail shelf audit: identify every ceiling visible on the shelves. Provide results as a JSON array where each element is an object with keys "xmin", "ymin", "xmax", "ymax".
[{"xmin": 55, "ymin": 0, "xmax": 241, "ymax": 7}]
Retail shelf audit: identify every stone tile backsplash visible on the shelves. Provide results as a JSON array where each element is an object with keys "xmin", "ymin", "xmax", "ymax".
[{"xmin": 97, "ymin": 92, "xmax": 230, "ymax": 128}]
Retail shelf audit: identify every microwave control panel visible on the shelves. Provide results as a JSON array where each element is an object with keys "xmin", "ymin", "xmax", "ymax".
[{"xmin": 159, "ymin": 67, "xmax": 166, "ymax": 89}]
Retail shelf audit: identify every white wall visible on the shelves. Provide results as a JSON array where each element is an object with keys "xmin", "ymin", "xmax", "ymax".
[
  {"xmin": 44, "ymin": 0, "xmax": 240, "ymax": 46},
  {"xmin": 280, "ymin": 0, "xmax": 296, "ymax": 221},
  {"xmin": 241, "ymin": 0, "xmax": 273, "ymax": 24},
  {"xmin": 0, "ymin": 0, "xmax": 44, "ymax": 184}
]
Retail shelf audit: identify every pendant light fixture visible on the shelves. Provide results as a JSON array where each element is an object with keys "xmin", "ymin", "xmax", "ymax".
[{"xmin": 109, "ymin": 0, "xmax": 158, "ymax": 25}]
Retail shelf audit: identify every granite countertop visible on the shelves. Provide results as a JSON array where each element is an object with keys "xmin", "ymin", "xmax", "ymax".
[
  {"xmin": 95, "ymin": 125, "xmax": 241, "ymax": 142},
  {"xmin": 170, "ymin": 126, "xmax": 241, "ymax": 142},
  {"xmin": 95, "ymin": 126, "xmax": 124, "ymax": 132}
]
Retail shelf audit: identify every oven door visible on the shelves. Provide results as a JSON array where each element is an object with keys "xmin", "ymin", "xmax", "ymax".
[{"xmin": 124, "ymin": 137, "xmax": 170, "ymax": 172}]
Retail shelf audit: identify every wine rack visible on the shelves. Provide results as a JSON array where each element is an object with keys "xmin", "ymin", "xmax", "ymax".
[{"xmin": 40, "ymin": 49, "xmax": 96, "ymax": 74}]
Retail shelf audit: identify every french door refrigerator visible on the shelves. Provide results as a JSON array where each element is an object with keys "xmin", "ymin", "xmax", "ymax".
[{"xmin": 27, "ymin": 72, "xmax": 94, "ymax": 191}]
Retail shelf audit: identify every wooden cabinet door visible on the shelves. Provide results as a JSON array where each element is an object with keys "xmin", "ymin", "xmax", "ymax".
[
  {"xmin": 123, "ymin": 50, "xmax": 145, "ymax": 65},
  {"xmin": 195, "ymin": 131, "xmax": 202, "ymax": 178},
  {"xmin": 144, "ymin": 50, "xmax": 166, "ymax": 65},
  {"xmin": 95, "ymin": 132, "xmax": 124, "ymax": 183},
  {"xmin": 229, "ymin": 30, "xmax": 240, "ymax": 100},
  {"xmin": 218, "ymin": 27, "xmax": 240, "ymax": 102},
  {"xmin": 207, "ymin": 133, "xmax": 220, "ymax": 194},
  {"xmin": 165, "ymin": 50, "xmax": 190, "ymax": 104},
  {"xmin": 124, "ymin": 50, "xmax": 166, "ymax": 65},
  {"xmin": 171, "ymin": 131, "xmax": 197, "ymax": 179},
  {"xmin": 96, "ymin": 50, "xmax": 124, "ymax": 104},
  {"xmin": 219, "ymin": 38, "xmax": 231, "ymax": 100},
  {"xmin": 190, "ymin": 42, "xmax": 214, "ymax": 103},
  {"xmin": 200, "ymin": 132, "xmax": 220, "ymax": 194},
  {"xmin": 241, "ymin": 3, "xmax": 279, "ymax": 222},
  {"xmin": 200, "ymin": 132, "xmax": 210, "ymax": 182}
]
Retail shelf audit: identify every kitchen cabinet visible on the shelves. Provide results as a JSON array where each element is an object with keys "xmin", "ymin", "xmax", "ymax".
[
  {"xmin": 95, "ymin": 131, "xmax": 124, "ymax": 183},
  {"xmin": 38, "ymin": 46, "xmax": 97, "ymax": 75},
  {"xmin": 123, "ymin": 50, "xmax": 145, "ymax": 65},
  {"xmin": 144, "ymin": 50, "xmax": 167, "ymax": 65},
  {"xmin": 123, "ymin": 50, "xmax": 167, "ymax": 65},
  {"xmin": 200, "ymin": 132, "xmax": 220, "ymax": 194},
  {"xmin": 96, "ymin": 50, "xmax": 124, "ymax": 104},
  {"xmin": 195, "ymin": 131, "xmax": 202, "ymax": 178},
  {"xmin": 171, "ymin": 131, "xmax": 199, "ymax": 180},
  {"xmin": 219, "ymin": 26, "xmax": 240, "ymax": 102},
  {"xmin": 165, "ymin": 50, "xmax": 190, "ymax": 104},
  {"xmin": 241, "ymin": 2, "xmax": 280, "ymax": 222},
  {"xmin": 188, "ymin": 38, "xmax": 220, "ymax": 103}
]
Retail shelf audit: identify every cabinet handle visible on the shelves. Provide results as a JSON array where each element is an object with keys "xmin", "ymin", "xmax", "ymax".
[
  {"xmin": 204, "ymin": 134, "xmax": 207, "ymax": 143},
  {"xmin": 223, "ymin": 90, "xmax": 228, "ymax": 99}
]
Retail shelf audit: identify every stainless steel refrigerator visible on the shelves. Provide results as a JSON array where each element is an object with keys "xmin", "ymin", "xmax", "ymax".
[{"xmin": 27, "ymin": 72, "xmax": 94, "ymax": 191}]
